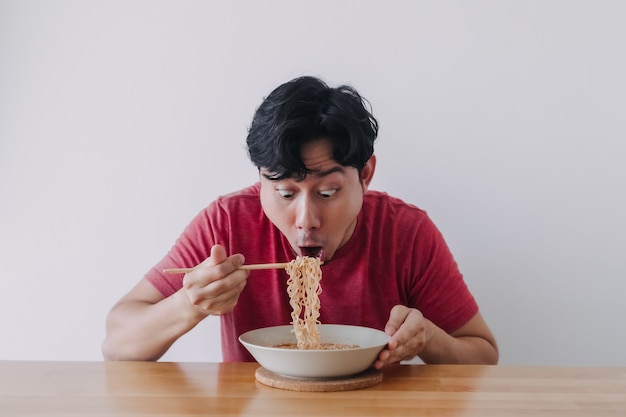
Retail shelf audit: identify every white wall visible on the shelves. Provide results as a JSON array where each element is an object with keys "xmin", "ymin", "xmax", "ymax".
[{"xmin": 1, "ymin": 0, "xmax": 625, "ymax": 366}]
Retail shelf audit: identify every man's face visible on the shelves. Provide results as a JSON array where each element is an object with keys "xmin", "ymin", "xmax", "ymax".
[{"xmin": 259, "ymin": 138, "xmax": 374, "ymax": 262}]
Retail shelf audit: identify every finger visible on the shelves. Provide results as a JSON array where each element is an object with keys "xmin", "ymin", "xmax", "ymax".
[
  {"xmin": 208, "ymin": 244, "xmax": 227, "ymax": 265},
  {"xmin": 384, "ymin": 305, "xmax": 411, "ymax": 337},
  {"xmin": 195, "ymin": 244, "xmax": 228, "ymax": 268},
  {"xmin": 204, "ymin": 268, "xmax": 248, "ymax": 295},
  {"xmin": 376, "ymin": 308, "xmax": 426, "ymax": 369},
  {"xmin": 389, "ymin": 309, "xmax": 420, "ymax": 342},
  {"xmin": 374, "ymin": 306, "xmax": 412, "ymax": 369},
  {"xmin": 385, "ymin": 309, "xmax": 425, "ymax": 362},
  {"xmin": 191, "ymin": 245, "xmax": 246, "ymax": 286},
  {"xmin": 186, "ymin": 268, "xmax": 248, "ymax": 314},
  {"xmin": 183, "ymin": 251, "xmax": 247, "ymax": 315},
  {"xmin": 195, "ymin": 279, "xmax": 247, "ymax": 315},
  {"xmin": 373, "ymin": 349, "xmax": 391, "ymax": 369}
]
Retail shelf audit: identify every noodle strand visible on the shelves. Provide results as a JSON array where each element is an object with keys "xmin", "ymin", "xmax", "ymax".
[{"xmin": 285, "ymin": 256, "xmax": 323, "ymax": 349}]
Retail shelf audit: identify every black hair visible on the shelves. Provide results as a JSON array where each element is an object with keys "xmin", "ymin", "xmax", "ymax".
[{"xmin": 246, "ymin": 76, "xmax": 379, "ymax": 181}]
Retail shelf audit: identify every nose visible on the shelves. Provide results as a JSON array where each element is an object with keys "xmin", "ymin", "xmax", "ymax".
[{"xmin": 295, "ymin": 194, "xmax": 320, "ymax": 231}]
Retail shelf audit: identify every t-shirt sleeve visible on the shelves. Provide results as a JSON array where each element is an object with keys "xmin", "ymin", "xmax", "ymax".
[
  {"xmin": 408, "ymin": 215, "xmax": 479, "ymax": 333},
  {"xmin": 144, "ymin": 203, "xmax": 224, "ymax": 297}
]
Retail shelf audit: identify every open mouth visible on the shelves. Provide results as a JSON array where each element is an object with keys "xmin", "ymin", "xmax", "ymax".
[{"xmin": 300, "ymin": 247, "xmax": 325, "ymax": 261}]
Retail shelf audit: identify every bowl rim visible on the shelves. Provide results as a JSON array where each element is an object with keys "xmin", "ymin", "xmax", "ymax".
[{"xmin": 238, "ymin": 323, "xmax": 390, "ymax": 352}]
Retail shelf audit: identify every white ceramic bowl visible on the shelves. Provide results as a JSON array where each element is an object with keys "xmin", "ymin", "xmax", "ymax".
[{"xmin": 239, "ymin": 324, "xmax": 390, "ymax": 378}]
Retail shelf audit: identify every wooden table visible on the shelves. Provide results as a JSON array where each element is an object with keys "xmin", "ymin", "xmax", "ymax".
[{"xmin": 1, "ymin": 361, "xmax": 625, "ymax": 416}]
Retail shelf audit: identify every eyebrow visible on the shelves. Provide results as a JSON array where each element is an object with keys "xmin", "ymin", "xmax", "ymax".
[{"xmin": 260, "ymin": 165, "xmax": 346, "ymax": 181}]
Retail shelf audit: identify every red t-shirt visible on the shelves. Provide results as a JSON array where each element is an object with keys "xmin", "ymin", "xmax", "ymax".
[{"xmin": 146, "ymin": 183, "xmax": 478, "ymax": 361}]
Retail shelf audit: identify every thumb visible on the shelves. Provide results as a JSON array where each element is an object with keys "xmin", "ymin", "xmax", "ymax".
[
  {"xmin": 385, "ymin": 305, "xmax": 409, "ymax": 336},
  {"xmin": 206, "ymin": 244, "xmax": 228, "ymax": 266},
  {"xmin": 207, "ymin": 244, "xmax": 245, "ymax": 269}
]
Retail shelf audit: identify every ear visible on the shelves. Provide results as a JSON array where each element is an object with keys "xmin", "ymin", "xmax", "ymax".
[{"xmin": 360, "ymin": 154, "xmax": 376, "ymax": 192}]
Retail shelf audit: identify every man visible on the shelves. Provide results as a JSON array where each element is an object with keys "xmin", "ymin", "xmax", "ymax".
[{"xmin": 103, "ymin": 76, "xmax": 498, "ymax": 367}]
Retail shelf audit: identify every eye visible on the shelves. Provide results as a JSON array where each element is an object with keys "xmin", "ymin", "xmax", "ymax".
[
  {"xmin": 319, "ymin": 189, "xmax": 337, "ymax": 198},
  {"xmin": 277, "ymin": 189, "xmax": 295, "ymax": 199}
]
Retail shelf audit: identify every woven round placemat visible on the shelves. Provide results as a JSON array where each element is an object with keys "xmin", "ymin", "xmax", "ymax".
[{"xmin": 254, "ymin": 366, "xmax": 383, "ymax": 392}]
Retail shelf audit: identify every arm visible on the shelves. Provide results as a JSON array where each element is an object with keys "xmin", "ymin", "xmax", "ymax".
[
  {"xmin": 374, "ymin": 306, "xmax": 498, "ymax": 368},
  {"xmin": 102, "ymin": 245, "xmax": 248, "ymax": 361}
]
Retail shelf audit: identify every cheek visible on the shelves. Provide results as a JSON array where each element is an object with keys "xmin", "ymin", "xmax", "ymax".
[
  {"xmin": 327, "ymin": 197, "xmax": 362, "ymax": 228},
  {"xmin": 260, "ymin": 193, "xmax": 290, "ymax": 229}
]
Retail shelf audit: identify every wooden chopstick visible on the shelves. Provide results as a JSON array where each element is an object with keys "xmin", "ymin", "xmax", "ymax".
[{"xmin": 163, "ymin": 262, "xmax": 291, "ymax": 274}]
